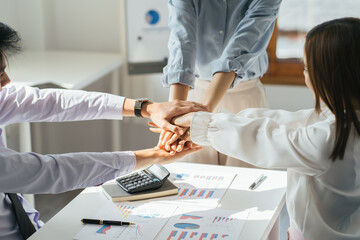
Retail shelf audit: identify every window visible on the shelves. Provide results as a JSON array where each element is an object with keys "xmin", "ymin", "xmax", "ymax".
[{"xmin": 262, "ymin": 0, "xmax": 360, "ymax": 85}]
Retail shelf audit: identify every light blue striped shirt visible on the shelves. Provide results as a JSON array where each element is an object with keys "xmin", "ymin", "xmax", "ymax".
[{"xmin": 162, "ymin": 0, "xmax": 282, "ymax": 88}]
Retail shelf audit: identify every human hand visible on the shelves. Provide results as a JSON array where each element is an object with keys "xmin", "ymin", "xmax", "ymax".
[
  {"xmin": 144, "ymin": 100, "xmax": 207, "ymax": 135},
  {"xmin": 150, "ymin": 128, "xmax": 192, "ymax": 155},
  {"xmin": 149, "ymin": 112, "xmax": 196, "ymax": 155},
  {"xmin": 133, "ymin": 145, "xmax": 202, "ymax": 170}
]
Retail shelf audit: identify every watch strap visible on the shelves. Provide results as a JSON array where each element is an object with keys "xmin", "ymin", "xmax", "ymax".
[{"xmin": 134, "ymin": 99, "xmax": 148, "ymax": 118}]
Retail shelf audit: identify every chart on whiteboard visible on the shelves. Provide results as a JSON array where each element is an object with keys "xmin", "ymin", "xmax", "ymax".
[{"xmin": 73, "ymin": 201, "xmax": 177, "ymax": 240}]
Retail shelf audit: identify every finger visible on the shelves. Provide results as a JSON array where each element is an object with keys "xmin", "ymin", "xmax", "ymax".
[
  {"xmin": 149, "ymin": 127, "xmax": 162, "ymax": 133},
  {"xmin": 167, "ymin": 133, "xmax": 181, "ymax": 146},
  {"xmin": 161, "ymin": 121, "xmax": 185, "ymax": 135},
  {"xmin": 186, "ymin": 141, "xmax": 193, "ymax": 149},
  {"xmin": 171, "ymin": 142, "xmax": 178, "ymax": 152},
  {"xmin": 170, "ymin": 149, "xmax": 177, "ymax": 156},
  {"xmin": 165, "ymin": 138, "xmax": 177, "ymax": 152},
  {"xmin": 148, "ymin": 122, "xmax": 159, "ymax": 128},
  {"xmin": 165, "ymin": 140, "xmax": 173, "ymax": 151},
  {"xmin": 157, "ymin": 130, "xmax": 166, "ymax": 147},
  {"xmin": 178, "ymin": 101, "xmax": 208, "ymax": 111},
  {"xmin": 176, "ymin": 145, "xmax": 202, "ymax": 157},
  {"xmin": 182, "ymin": 129, "xmax": 191, "ymax": 142},
  {"xmin": 176, "ymin": 140, "xmax": 186, "ymax": 152},
  {"xmin": 162, "ymin": 131, "xmax": 174, "ymax": 146},
  {"xmin": 171, "ymin": 104, "xmax": 207, "ymax": 116}
]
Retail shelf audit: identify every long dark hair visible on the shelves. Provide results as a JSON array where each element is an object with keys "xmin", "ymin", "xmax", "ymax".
[{"xmin": 305, "ymin": 17, "xmax": 360, "ymax": 161}]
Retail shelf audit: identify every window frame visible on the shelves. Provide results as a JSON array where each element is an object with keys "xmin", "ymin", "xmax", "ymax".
[{"xmin": 261, "ymin": 21, "xmax": 305, "ymax": 86}]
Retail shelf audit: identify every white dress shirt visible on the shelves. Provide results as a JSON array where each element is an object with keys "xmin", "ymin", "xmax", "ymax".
[
  {"xmin": 0, "ymin": 85, "xmax": 136, "ymax": 240},
  {"xmin": 191, "ymin": 108, "xmax": 360, "ymax": 239}
]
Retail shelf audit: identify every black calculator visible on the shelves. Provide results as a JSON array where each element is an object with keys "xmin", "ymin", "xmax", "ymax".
[{"xmin": 116, "ymin": 164, "xmax": 170, "ymax": 193}]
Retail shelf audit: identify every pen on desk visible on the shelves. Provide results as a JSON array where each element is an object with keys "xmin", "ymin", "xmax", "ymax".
[
  {"xmin": 81, "ymin": 218, "xmax": 135, "ymax": 226},
  {"xmin": 249, "ymin": 174, "xmax": 267, "ymax": 190}
]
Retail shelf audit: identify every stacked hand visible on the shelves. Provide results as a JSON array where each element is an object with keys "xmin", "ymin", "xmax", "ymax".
[
  {"xmin": 134, "ymin": 100, "xmax": 206, "ymax": 167},
  {"xmin": 150, "ymin": 112, "xmax": 197, "ymax": 155},
  {"xmin": 145, "ymin": 100, "xmax": 202, "ymax": 136}
]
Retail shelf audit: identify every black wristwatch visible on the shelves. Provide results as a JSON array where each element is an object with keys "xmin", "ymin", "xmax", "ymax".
[{"xmin": 134, "ymin": 98, "xmax": 149, "ymax": 118}]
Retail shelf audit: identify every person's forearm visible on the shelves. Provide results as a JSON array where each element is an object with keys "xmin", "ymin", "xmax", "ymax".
[
  {"xmin": 122, "ymin": 98, "xmax": 153, "ymax": 118},
  {"xmin": 169, "ymin": 83, "xmax": 190, "ymax": 101},
  {"xmin": 122, "ymin": 98, "xmax": 136, "ymax": 117},
  {"xmin": 202, "ymin": 71, "xmax": 235, "ymax": 112}
]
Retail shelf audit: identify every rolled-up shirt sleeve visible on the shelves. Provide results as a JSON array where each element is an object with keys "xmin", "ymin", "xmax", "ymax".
[
  {"xmin": 190, "ymin": 109, "xmax": 333, "ymax": 176},
  {"xmin": 210, "ymin": 0, "xmax": 281, "ymax": 87},
  {"xmin": 0, "ymin": 148, "xmax": 136, "ymax": 194},
  {"xmin": 162, "ymin": 0, "xmax": 197, "ymax": 88}
]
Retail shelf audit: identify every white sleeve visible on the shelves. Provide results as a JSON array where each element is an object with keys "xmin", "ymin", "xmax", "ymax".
[
  {"xmin": 0, "ymin": 146, "xmax": 136, "ymax": 194},
  {"xmin": 190, "ymin": 109, "xmax": 334, "ymax": 176},
  {"xmin": 0, "ymin": 85, "xmax": 125, "ymax": 126}
]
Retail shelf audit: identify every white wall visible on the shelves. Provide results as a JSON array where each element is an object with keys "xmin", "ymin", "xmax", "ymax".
[
  {"xmin": 1, "ymin": 0, "xmax": 125, "ymax": 153},
  {"xmin": 265, "ymin": 84, "xmax": 314, "ymax": 111},
  {"xmin": 45, "ymin": 0, "xmax": 121, "ymax": 52}
]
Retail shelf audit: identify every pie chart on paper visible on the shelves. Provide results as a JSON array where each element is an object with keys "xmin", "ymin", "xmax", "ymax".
[{"xmin": 174, "ymin": 223, "xmax": 200, "ymax": 229}]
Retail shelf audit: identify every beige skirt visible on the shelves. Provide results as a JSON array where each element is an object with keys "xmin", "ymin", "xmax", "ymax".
[{"xmin": 182, "ymin": 78, "xmax": 268, "ymax": 167}]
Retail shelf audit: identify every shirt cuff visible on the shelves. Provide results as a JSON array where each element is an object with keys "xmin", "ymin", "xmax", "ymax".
[
  {"xmin": 210, "ymin": 57, "xmax": 233, "ymax": 74},
  {"xmin": 102, "ymin": 94, "xmax": 125, "ymax": 120},
  {"xmin": 190, "ymin": 112, "xmax": 213, "ymax": 146},
  {"xmin": 114, "ymin": 151, "xmax": 136, "ymax": 175},
  {"xmin": 210, "ymin": 58, "xmax": 245, "ymax": 89},
  {"xmin": 162, "ymin": 70, "xmax": 195, "ymax": 88}
]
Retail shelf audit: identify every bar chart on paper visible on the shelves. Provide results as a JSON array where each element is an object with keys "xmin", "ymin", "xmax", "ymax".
[
  {"xmin": 165, "ymin": 171, "xmax": 236, "ymax": 206},
  {"xmin": 73, "ymin": 202, "xmax": 177, "ymax": 240},
  {"xmin": 158, "ymin": 208, "xmax": 250, "ymax": 240}
]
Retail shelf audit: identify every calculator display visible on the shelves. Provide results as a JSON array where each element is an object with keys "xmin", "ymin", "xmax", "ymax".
[{"xmin": 147, "ymin": 164, "xmax": 168, "ymax": 180}]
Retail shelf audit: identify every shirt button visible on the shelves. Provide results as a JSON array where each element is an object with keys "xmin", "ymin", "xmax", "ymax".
[{"xmin": 219, "ymin": 30, "xmax": 224, "ymax": 34}]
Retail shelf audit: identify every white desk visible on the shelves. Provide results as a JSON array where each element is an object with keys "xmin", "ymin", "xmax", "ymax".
[
  {"xmin": 6, "ymin": 50, "xmax": 123, "ymax": 205},
  {"xmin": 29, "ymin": 163, "xmax": 287, "ymax": 240}
]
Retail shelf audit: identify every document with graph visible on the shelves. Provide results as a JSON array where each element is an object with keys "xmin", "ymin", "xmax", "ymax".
[
  {"xmin": 157, "ymin": 206, "xmax": 250, "ymax": 240},
  {"xmin": 158, "ymin": 170, "xmax": 236, "ymax": 207},
  {"xmin": 73, "ymin": 201, "xmax": 177, "ymax": 240}
]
